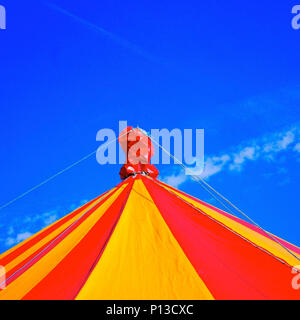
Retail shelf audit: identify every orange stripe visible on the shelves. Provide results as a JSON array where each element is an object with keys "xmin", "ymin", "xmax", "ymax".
[
  {"xmin": 0, "ymin": 190, "xmax": 111, "ymax": 265},
  {"xmin": 158, "ymin": 179, "xmax": 300, "ymax": 255},
  {"xmin": 23, "ymin": 181, "xmax": 133, "ymax": 300},
  {"xmin": 143, "ymin": 176, "xmax": 300, "ymax": 299},
  {"xmin": 3, "ymin": 188, "xmax": 117, "ymax": 275},
  {"xmin": 76, "ymin": 178, "xmax": 213, "ymax": 300},
  {"xmin": 0, "ymin": 185, "xmax": 127, "ymax": 300},
  {"xmin": 160, "ymin": 183, "xmax": 300, "ymax": 267}
]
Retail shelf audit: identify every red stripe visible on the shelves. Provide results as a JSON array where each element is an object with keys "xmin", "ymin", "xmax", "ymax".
[
  {"xmin": 4, "ymin": 186, "xmax": 121, "ymax": 287},
  {"xmin": 157, "ymin": 179, "xmax": 300, "ymax": 255},
  {"xmin": 0, "ymin": 192, "xmax": 110, "ymax": 267},
  {"xmin": 144, "ymin": 177, "xmax": 300, "ymax": 300},
  {"xmin": 22, "ymin": 180, "xmax": 133, "ymax": 300}
]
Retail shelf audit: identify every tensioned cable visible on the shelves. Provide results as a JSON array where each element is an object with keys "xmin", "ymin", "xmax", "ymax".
[
  {"xmin": 0, "ymin": 188, "xmax": 114, "ymax": 288},
  {"xmin": 0, "ymin": 129, "xmax": 134, "ymax": 213},
  {"xmin": 148, "ymin": 176, "xmax": 300, "ymax": 273},
  {"xmin": 147, "ymin": 133, "xmax": 300, "ymax": 263},
  {"xmin": 148, "ymin": 133, "xmax": 246, "ymax": 216}
]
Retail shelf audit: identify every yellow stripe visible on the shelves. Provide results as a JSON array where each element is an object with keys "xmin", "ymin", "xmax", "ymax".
[
  {"xmin": 163, "ymin": 185, "xmax": 300, "ymax": 267},
  {"xmin": 76, "ymin": 179, "xmax": 213, "ymax": 300},
  {"xmin": 2, "ymin": 188, "xmax": 117, "ymax": 273},
  {"xmin": 0, "ymin": 185, "xmax": 127, "ymax": 300},
  {"xmin": 163, "ymin": 185, "xmax": 300, "ymax": 251},
  {"xmin": 0, "ymin": 190, "xmax": 113, "ymax": 261}
]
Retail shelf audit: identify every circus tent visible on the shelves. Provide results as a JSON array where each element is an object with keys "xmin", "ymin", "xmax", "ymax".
[{"xmin": 0, "ymin": 127, "xmax": 299, "ymax": 300}]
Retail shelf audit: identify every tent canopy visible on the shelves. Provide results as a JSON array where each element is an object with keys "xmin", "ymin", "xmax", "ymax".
[
  {"xmin": 0, "ymin": 175, "xmax": 299, "ymax": 300},
  {"xmin": 0, "ymin": 126, "xmax": 299, "ymax": 300}
]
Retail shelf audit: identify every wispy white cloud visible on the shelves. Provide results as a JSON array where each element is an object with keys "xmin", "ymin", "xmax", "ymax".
[
  {"xmin": 7, "ymin": 226, "xmax": 14, "ymax": 235},
  {"xmin": 69, "ymin": 199, "xmax": 88, "ymax": 212},
  {"xmin": 24, "ymin": 210, "xmax": 58, "ymax": 228},
  {"xmin": 5, "ymin": 232, "xmax": 33, "ymax": 247},
  {"xmin": 229, "ymin": 147, "xmax": 258, "ymax": 171},
  {"xmin": 294, "ymin": 143, "xmax": 300, "ymax": 153},
  {"xmin": 1, "ymin": 210, "xmax": 58, "ymax": 248},
  {"xmin": 161, "ymin": 125, "xmax": 300, "ymax": 188},
  {"xmin": 0, "ymin": 198, "xmax": 91, "ymax": 251},
  {"xmin": 262, "ymin": 130, "xmax": 295, "ymax": 157},
  {"xmin": 162, "ymin": 173, "xmax": 188, "ymax": 188},
  {"xmin": 200, "ymin": 155, "xmax": 230, "ymax": 179}
]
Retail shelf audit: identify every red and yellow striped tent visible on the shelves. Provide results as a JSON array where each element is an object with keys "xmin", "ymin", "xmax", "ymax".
[
  {"xmin": 0, "ymin": 175, "xmax": 300, "ymax": 300},
  {"xmin": 0, "ymin": 127, "xmax": 299, "ymax": 300}
]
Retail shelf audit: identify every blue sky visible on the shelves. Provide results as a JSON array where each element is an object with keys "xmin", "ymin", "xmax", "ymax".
[{"xmin": 0, "ymin": 0, "xmax": 300, "ymax": 253}]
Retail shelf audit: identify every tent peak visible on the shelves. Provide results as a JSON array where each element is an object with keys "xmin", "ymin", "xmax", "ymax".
[{"xmin": 118, "ymin": 126, "xmax": 159, "ymax": 180}]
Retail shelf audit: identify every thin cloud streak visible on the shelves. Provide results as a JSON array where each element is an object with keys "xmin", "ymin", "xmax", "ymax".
[{"xmin": 44, "ymin": 1, "xmax": 161, "ymax": 63}]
